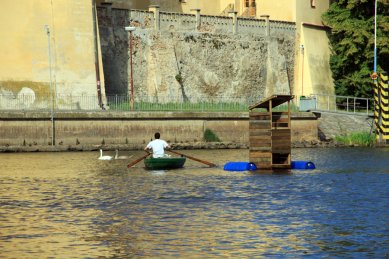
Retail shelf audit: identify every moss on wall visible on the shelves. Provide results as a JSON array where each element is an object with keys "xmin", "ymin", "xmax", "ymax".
[{"xmin": 0, "ymin": 81, "xmax": 50, "ymax": 97}]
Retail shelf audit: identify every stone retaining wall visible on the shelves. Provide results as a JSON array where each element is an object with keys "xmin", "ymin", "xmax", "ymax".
[
  {"xmin": 98, "ymin": 7, "xmax": 295, "ymax": 103},
  {"xmin": 0, "ymin": 111, "xmax": 318, "ymax": 152}
]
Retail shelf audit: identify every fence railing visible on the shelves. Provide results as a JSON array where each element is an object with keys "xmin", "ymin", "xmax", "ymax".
[
  {"xmin": 0, "ymin": 94, "xmax": 259, "ymax": 112},
  {"xmin": 305, "ymin": 94, "xmax": 374, "ymax": 115},
  {"xmin": 0, "ymin": 93, "xmax": 375, "ymax": 115}
]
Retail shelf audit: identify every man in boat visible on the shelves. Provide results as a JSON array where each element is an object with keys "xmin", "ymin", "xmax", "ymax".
[{"xmin": 144, "ymin": 132, "xmax": 171, "ymax": 158}]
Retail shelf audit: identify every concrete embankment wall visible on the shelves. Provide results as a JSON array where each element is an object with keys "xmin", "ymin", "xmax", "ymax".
[{"xmin": 0, "ymin": 112, "xmax": 317, "ymax": 151}]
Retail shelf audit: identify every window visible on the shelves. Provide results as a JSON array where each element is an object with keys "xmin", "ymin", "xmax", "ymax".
[
  {"xmin": 310, "ymin": 0, "xmax": 316, "ymax": 8},
  {"xmin": 251, "ymin": 0, "xmax": 256, "ymax": 7},
  {"xmin": 245, "ymin": 0, "xmax": 250, "ymax": 8}
]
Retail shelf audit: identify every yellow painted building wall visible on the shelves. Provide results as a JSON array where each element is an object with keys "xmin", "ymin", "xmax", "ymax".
[
  {"xmin": 301, "ymin": 27, "xmax": 333, "ymax": 96},
  {"xmin": 296, "ymin": 0, "xmax": 329, "ymax": 25},
  {"xmin": 295, "ymin": 0, "xmax": 334, "ymax": 98},
  {"xmin": 150, "ymin": 0, "xmax": 184, "ymax": 12},
  {"xmin": 169, "ymin": 0, "xmax": 221, "ymax": 15},
  {"xmin": 0, "ymin": 0, "xmax": 105, "ymax": 101},
  {"xmin": 254, "ymin": 0, "xmax": 333, "ymax": 99},
  {"xmin": 255, "ymin": 0, "xmax": 295, "ymax": 21}
]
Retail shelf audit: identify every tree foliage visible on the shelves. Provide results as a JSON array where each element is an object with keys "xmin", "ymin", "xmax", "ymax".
[{"xmin": 322, "ymin": 0, "xmax": 389, "ymax": 97}]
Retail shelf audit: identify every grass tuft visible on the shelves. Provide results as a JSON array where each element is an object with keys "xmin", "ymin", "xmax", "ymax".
[{"xmin": 335, "ymin": 131, "xmax": 375, "ymax": 147}]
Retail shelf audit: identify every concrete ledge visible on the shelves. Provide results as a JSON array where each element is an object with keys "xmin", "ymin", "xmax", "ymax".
[
  {"xmin": 0, "ymin": 111, "xmax": 249, "ymax": 120},
  {"xmin": 0, "ymin": 111, "xmax": 319, "ymax": 150},
  {"xmin": 291, "ymin": 112, "xmax": 319, "ymax": 120},
  {"xmin": 0, "ymin": 140, "xmax": 359, "ymax": 153},
  {"xmin": 0, "ymin": 111, "xmax": 319, "ymax": 120}
]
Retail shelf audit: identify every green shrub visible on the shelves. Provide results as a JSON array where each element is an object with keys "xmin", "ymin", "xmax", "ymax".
[
  {"xmin": 204, "ymin": 129, "xmax": 221, "ymax": 142},
  {"xmin": 335, "ymin": 131, "xmax": 375, "ymax": 147}
]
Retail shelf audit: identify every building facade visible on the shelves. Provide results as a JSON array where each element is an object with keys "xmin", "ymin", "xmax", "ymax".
[{"xmin": 0, "ymin": 0, "xmax": 333, "ymax": 111}]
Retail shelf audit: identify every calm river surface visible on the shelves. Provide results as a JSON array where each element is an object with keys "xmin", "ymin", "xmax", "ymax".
[{"xmin": 0, "ymin": 148, "xmax": 388, "ymax": 258}]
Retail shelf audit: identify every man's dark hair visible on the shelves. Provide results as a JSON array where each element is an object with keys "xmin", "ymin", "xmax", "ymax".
[{"xmin": 154, "ymin": 132, "xmax": 160, "ymax": 139}]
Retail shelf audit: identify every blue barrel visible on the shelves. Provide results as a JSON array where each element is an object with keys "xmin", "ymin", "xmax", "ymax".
[
  {"xmin": 291, "ymin": 161, "xmax": 316, "ymax": 170},
  {"xmin": 223, "ymin": 162, "xmax": 257, "ymax": 171}
]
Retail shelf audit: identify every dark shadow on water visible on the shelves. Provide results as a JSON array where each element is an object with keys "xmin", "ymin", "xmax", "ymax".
[{"xmin": 250, "ymin": 169, "xmax": 292, "ymax": 175}]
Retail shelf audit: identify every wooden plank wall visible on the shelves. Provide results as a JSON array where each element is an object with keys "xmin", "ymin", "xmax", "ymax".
[
  {"xmin": 271, "ymin": 111, "xmax": 291, "ymax": 168},
  {"xmin": 249, "ymin": 111, "xmax": 292, "ymax": 170},
  {"xmin": 249, "ymin": 112, "xmax": 272, "ymax": 169}
]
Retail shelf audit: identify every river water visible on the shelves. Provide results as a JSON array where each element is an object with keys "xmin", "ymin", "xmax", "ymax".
[{"xmin": 0, "ymin": 148, "xmax": 388, "ymax": 258}]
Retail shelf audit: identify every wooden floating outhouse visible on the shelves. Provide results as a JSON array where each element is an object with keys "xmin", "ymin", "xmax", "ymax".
[{"xmin": 248, "ymin": 95, "xmax": 294, "ymax": 170}]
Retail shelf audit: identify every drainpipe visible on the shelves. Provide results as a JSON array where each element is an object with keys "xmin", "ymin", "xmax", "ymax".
[
  {"xmin": 92, "ymin": 0, "xmax": 103, "ymax": 108},
  {"xmin": 45, "ymin": 25, "xmax": 55, "ymax": 146},
  {"xmin": 300, "ymin": 44, "xmax": 305, "ymax": 97}
]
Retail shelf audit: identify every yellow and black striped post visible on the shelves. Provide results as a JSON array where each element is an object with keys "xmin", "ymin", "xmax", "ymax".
[
  {"xmin": 374, "ymin": 75, "xmax": 380, "ymax": 138},
  {"xmin": 375, "ymin": 72, "xmax": 389, "ymax": 145}
]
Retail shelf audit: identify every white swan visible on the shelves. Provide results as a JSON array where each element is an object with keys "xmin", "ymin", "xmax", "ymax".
[
  {"xmin": 98, "ymin": 149, "xmax": 113, "ymax": 160},
  {"xmin": 114, "ymin": 149, "xmax": 134, "ymax": 160}
]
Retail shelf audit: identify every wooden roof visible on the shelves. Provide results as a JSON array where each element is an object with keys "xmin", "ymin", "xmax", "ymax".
[{"xmin": 249, "ymin": 95, "xmax": 294, "ymax": 110}]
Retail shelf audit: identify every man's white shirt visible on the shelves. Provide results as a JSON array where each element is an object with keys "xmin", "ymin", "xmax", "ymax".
[{"xmin": 146, "ymin": 139, "xmax": 169, "ymax": 157}]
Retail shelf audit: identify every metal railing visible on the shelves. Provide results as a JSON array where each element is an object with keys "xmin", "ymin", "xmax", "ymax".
[
  {"xmin": 0, "ymin": 94, "xmax": 258, "ymax": 112},
  {"xmin": 0, "ymin": 93, "xmax": 375, "ymax": 115},
  {"xmin": 107, "ymin": 95, "xmax": 258, "ymax": 112},
  {"xmin": 306, "ymin": 94, "xmax": 374, "ymax": 115}
]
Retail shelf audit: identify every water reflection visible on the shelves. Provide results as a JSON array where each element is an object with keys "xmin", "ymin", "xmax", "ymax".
[{"xmin": 0, "ymin": 148, "xmax": 388, "ymax": 258}]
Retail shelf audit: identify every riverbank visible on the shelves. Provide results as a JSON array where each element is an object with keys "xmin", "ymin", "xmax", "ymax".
[
  {"xmin": 0, "ymin": 111, "xmax": 317, "ymax": 151},
  {"xmin": 0, "ymin": 111, "xmax": 377, "ymax": 152}
]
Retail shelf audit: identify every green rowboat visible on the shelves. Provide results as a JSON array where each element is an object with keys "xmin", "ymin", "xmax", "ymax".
[{"xmin": 144, "ymin": 156, "xmax": 186, "ymax": 170}]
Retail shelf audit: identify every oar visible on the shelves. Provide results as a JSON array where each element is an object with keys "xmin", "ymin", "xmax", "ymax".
[
  {"xmin": 127, "ymin": 152, "xmax": 150, "ymax": 168},
  {"xmin": 167, "ymin": 150, "xmax": 216, "ymax": 167}
]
